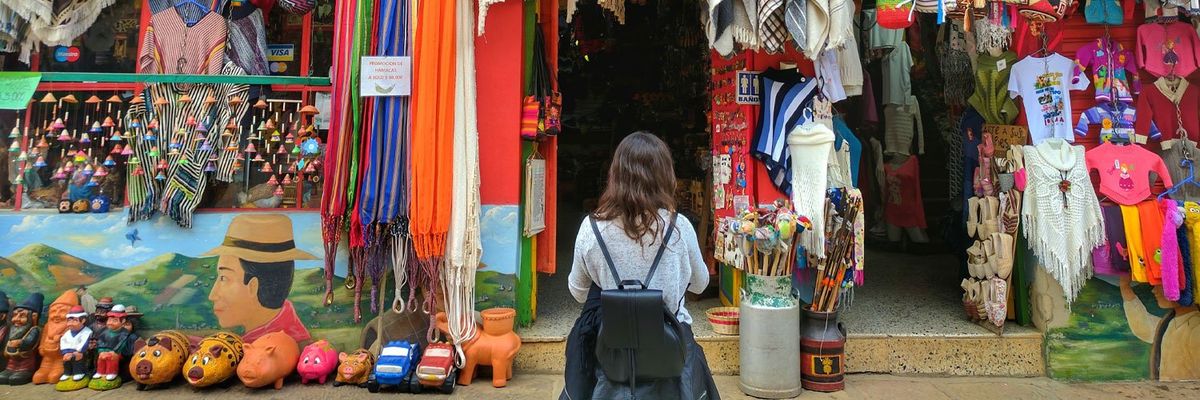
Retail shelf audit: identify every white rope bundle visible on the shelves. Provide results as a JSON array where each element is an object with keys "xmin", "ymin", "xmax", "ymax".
[{"xmin": 441, "ymin": 0, "xmax": 483, "ymax": 368}]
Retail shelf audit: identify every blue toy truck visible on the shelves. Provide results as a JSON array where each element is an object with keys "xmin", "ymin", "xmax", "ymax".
[{"xmin": 366, "ymin": 341, "xmax": 420, "ymax": 393}]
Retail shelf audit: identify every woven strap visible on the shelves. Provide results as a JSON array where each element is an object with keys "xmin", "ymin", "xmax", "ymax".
[{"xmin": 588, "ymin": 213, "xmax": 677, "ymax": 287}]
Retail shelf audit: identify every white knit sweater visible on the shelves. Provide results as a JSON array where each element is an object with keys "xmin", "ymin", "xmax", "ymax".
[{"xmin": 1021, "ymin": 139, "xmax": 1105, "ymax": 303}]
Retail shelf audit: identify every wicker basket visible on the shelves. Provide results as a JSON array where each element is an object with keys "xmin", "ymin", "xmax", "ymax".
[{"xmin": 706, "ymin": 307, "xmax": 740, "ymax": 335}]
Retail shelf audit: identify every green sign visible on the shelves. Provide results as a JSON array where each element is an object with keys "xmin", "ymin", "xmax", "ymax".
[{"xmin": 0, "ymin": 72, "xmax": 41, "ymax": 110}]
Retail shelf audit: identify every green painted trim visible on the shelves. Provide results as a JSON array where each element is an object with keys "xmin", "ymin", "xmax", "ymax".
[
  {"xmin": 34, "ymin": 72, "xmax": 331, "ymax": 86},
  {"xmin": 522, "ymin": 0, "xmax": 536, "ymax": 96},
  {"xmin": 517, "ymin": 142, "xmax": 536, "ymax": 326}
]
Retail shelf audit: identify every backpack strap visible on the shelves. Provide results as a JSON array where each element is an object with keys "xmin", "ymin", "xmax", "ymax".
[{"xmin": 588, "ymin": 213, "xmax": 678, "ymax": 289}]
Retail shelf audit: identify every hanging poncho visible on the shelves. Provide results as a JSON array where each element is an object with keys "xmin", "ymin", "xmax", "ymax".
[
  {"xmin": 2, "ymin": 0, "xmax": 116, "ymax": 64},
  {"xmin": 355, "ymin": 0, "xmax": 412, "ymax": 318},
  {"xmin": 125, "ymin": 62, "xmax": 251, "ymax": 227},
  {"xmin": 409, "ymin": 0, "xmax": 457, "ymax": 312},
  {"xmin": 787, "ymin": 121, "xmax": 835, "ymax": 258},
  {"xmin": 1021, "ymin": 139, "xmax": 1104, "ymax": 302}
]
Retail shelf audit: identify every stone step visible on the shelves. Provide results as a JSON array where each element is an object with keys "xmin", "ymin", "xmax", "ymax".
[{"xmin": 514, "ymin": 330, "xmax": 1045, "ymax": 377}]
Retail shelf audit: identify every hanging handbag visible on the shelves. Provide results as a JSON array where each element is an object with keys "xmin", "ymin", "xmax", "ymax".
[
  {"xmin": 591, "ymin": 214, "xmax": 688, "ymax": 385},
  {"xmin": 532, "ymin": 29, "xmax": 561, "ymax": 137}
]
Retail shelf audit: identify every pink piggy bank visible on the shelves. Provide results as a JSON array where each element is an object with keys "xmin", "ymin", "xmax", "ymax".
[
  {"xmin": 297, "ymin": 340, "xmax": 339, "ymax": 384},
  {"xmin": 236, "ymin": 332, "xmax": 300, "ymax": 390}
]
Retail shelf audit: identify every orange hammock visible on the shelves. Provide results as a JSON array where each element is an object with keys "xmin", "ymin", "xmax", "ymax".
[{"xmin": 409, "ymin": 0, "xmax": 456, "ymax": 267}]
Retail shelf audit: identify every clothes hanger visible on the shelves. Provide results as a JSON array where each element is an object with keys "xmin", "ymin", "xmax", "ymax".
[
  {"xmin": 1159, "ymin": 148, "xmax": 1200, "ymax": 201},
  {"xmin": 174, "ymin": 0, "xmax": 212, "ymax": 26}
]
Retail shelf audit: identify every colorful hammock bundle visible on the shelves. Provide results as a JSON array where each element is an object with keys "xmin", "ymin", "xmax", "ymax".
[
  {"xmin": 354, "ymin": 0, "xmax": 413, "ymax": 318},
  {"xmin": 320, "ymin": 0, "xmax": 363, "ymax": 307},
  {"xmin": 125, "ymin": 62, "xmax": 250, "ymax": 228},
  {"xmin": 409, "ymin": 0, "xmax": 457, "ymax": 317}
]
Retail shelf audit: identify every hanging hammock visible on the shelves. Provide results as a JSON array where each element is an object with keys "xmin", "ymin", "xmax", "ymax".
[
  {"xmin": 355, "ymin": 0, "xmax": 413, "ymax": 318},
  {"xmin": 320, "ymin": 0, "xmax": 361, "ymax": 306},
  {"xmin": 442, "ymin": 0, "xmax": 483, "ymax": 358},
  {"xmin": 409, "ymin": 0, "xmax": 457, "ymax": 317}
]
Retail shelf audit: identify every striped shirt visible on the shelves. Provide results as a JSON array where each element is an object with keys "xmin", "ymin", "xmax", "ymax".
[
  {"xmin": 139, "ymin": 8, "xmax": 227, "ymax": 75},
  {"xmin": 752, "ymin": 68, "xmax": 818, "ymax": 195}
]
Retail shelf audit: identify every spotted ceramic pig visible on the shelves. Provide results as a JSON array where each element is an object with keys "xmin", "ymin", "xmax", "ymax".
[
  {"xmin": 183, "ymin": 332, "xmax": 244, "ymax": 388},
  {"xmin": 236, "ymin": 332, "xmax": 300, "ymax": 390},
  {"xmin": 333, "ymin": 348, "xmax": 375, "ymax": 387},
  {"xmin": 297, "ymin": 340, "xmax": 338, "ymax": 384},
  {"xmin": 128, "ymin": 330, "xmax": 191, "ymax": 390}
]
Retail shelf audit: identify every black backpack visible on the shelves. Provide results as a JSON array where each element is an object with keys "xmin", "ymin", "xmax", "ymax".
[{"xmin": 590, "ymin": 214, "xmax": 688, "ymax": 387}]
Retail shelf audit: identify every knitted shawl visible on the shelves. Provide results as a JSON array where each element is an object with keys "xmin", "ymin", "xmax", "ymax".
[
  {"xmin": 707, "ymin": 0, "xmax": 736, "ymax": 56},
  {"xmin": 731, "ymin": 0, "xmax": 759, "ymax": 49},
  {"xmin": 5, "ymin": 0, "xmax": 116, "ymax": 64},
  {"xmin": 1021, "ymin": 140, "xmax": 1104, "ymax": 303},
  {"xmin": 788, "ymin": 122, "xmax": 836, "ymax": 258},
  {"xmin": 802, "ymin": 0, "xmax": 831, "ymax": 58}
]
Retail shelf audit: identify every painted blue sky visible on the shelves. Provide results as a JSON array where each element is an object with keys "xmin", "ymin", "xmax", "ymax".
[{"xmin": 0, "ymin": 212, "xmax": 344, "ymax": 270}]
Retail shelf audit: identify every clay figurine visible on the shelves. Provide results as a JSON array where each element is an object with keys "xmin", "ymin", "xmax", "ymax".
[
  {"xmin": 129, "ymin": 330, "xmax": 190, "ymax": 390},
  {"xmin": 34, "ymin": 290, "xmax": 80, "ymax": 384},
  {"xmin": 55, "ymin": 306, "xmax": 92, "ymax": 392},
  {"xmin": 436, "ymin": 308, "xmax": 522, "ymax": 387},
  {"xmin": 0, "ymin": 291, "xmax": 10, "ymax": 369},
  {"xmin": 183, "ymin": 332, "xmax": 244, "ymax": 388},
  {"xmin": 297, "ymin": 339, "xmax": 338, "ymax": 384},
  {"xmin": 236, "ymin": 331, "xmax": 300, "ymax": 390},
  {"xmin": 333, "ymin": 348, "xmax": 375, "ymax": 387},
  {"xmin": 89, "ymin": 304, "xmax": 136, "ymax": 391},
  {"xmin": 0, "ymin": 293, "xmax": 44, "ymax": 385}
]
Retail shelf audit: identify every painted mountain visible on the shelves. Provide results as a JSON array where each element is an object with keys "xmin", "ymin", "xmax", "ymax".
[{"xmin": 0, "ymin": 244, "xmax": 119, "ymax": 300}]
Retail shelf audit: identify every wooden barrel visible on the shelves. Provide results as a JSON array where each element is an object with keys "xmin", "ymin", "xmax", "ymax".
[{"xmin": 800, "ymin": 307, "xmax": 846, "ymax": 392}]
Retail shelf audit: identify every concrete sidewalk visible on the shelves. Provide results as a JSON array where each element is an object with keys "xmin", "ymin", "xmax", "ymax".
[{"xmin": 2, "ymin": 374, "xmax": 1197, "ymax": 399}]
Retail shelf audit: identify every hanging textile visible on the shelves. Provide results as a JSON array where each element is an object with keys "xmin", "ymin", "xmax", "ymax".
[
  {"xmin": 409, "ymin": 0, "xmax": 457, "ymax": 313},
  {"xmin": 442, "ymin": 0, "xmax": 482, "ymax": 358},
  {"xmin": 321, "ymin": 0, "xmax": 362, "ymax": 305},
  {"xmin": 787, "ymin": 122, "xmax": 836, "ymax": 258},
  {"xmin": 340, "ymin": 0, "xmax": 377, "ymax": 322},
  {"xmin": 125, "ymin": 62, "xmax": 251, "ymax": 227},
  {"xmin": 137, "ymin": 4, "xmax": 228, "ymax": 75},
  {"xmin": 2, "ymin": 0, "xmax": 116, "ymax": 64},
  {"xmin": 356, "ymin": 0, "xmax": 412, "ymax": 317}
]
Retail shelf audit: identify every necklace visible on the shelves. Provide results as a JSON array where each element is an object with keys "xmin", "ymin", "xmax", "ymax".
[{"xmin": 1058, "ymin": 171, "xmax": 1071, "ymax": 209}]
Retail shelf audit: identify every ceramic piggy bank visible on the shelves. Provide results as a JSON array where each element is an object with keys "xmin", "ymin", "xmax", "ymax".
[
  {"xmin": 333, "ymin": 349, "xmax": 375, "ymax": 387},
  {"xmin": 297, "ymin": 340, "xmax": 338, "ymax": 384},
  {"xmin": 183, "ymin": 332, "xmax": 244, "ymax": 388},
  {"xmin": 236, "ymin": 332, "xmax": 300, "ymax": 390},
  {"xmin": 129, "ymin": 330, "xmax": 190, "ymax": 390}
]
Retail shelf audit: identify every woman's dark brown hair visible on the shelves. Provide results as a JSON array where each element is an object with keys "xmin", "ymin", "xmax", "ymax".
[{"xmin": 594, "ymin": 131, "xmax": 677, "ymax": 243}]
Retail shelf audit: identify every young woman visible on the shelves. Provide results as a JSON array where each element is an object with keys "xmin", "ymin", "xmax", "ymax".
[{"xmin": 560, "ymin": 132, "xmax": 719, "ymax": 400}]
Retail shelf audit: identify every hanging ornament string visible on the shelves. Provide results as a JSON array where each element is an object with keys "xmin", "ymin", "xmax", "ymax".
[
  {"xmin": 410, "ymin": 0, "xmax": 458, "ymax": 321},
  {"xmin": 441, "ymin": 0, "xmax": 482, "ymax": 365},
  {"xmin": 320, "ymin": 0, "xmax": 361, "ymax": 306}
]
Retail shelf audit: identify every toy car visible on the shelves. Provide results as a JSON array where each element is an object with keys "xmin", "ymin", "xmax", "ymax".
[
  {"xmin": 411, "ymin": 342, "xmax": 457, "ymax": 394},
  {"xmin": 366, "ymin": 341, "xmax": 420, "ymax": 393}
]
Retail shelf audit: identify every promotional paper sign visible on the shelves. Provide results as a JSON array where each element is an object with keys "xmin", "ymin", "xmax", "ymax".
[
  {"xmin": 0, "ymin": 72, "xmax": 42, "ymax": 110},
  {"xmin": 736, "ymin": 70, "xmax": 760, "ymax": 105},
  {"xmin": 360, "ymin": 56, "xmax": 412, "ymax": 97}
]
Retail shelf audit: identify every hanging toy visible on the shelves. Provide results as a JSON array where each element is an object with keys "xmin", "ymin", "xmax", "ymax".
[
  {"xmin": 103, "ymin": 156, "xmax": 116, "ymax": 167},
  {"xmin": 267, "ymin": 174, "xmax": 279, "ymax": 186},
  {"xmin": 120, "ymin": 146, "xmax": 134, "ymax": 156},
  {"xmin": 94, "ymin": 166, "xmax": 108, "ymax": 177},
  {"xmin": 33, "ymin": 157, "xmax": 47, "ymax": 168}
]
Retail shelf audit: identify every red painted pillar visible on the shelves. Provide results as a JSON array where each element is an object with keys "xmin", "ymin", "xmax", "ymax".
[{"xmin": 476, "ymin": 2, "xmax": 523, "ymax": 205}]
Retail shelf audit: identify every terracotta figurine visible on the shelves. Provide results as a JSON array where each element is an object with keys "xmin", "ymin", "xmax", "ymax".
[
  {"xmin": 34, "ymin": 290, "xmax": 80, "ymax": 384},
  {"xmin": 129, "ymin": 330, "xmax": 191, "ymax": 390},
  {"xmin": 183, "ymin": 332, "xmax": 244, "ymax": 388},
  {"xmin": 0, "ymin": 291, "xmax": 10, "ymax": 369},
  {"xmin": 437, "ymin": 308, "xmax": 522, "ymax": 387},
  {"xmin": 297, "ymin": 339, "xmax": 338, "ymax": 384},
  {"xmin": 89, "ymin": 304, "xmax": 135, "ymax": 390},
  {"xmin": 55, "ymin": 306, "xmax": 92, "ymax": 392},
  {"xmin": 0, "ymin": 293, "xmax": 44, "ymax": 385},
  {"xmin": 236, "ymin": 331, "xmax": 300, "ymax": 390},
  {"xmin": 333, "ymin": 349, "xmax": 375, "ymax": 387}
]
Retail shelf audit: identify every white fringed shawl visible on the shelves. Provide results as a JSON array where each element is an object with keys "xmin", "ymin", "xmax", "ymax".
[
  {"xmin": 788, "ymin": 122, "xmax": 836, "ymax": 258},
  {"xmin": 444, "ymin": 0, "xmax": 483, "ymax": 357},
  {"xmin": 1021, "ymin": 139, "xmax": 1104, "ymax": 303},
  {"xmin": 4, "ymin": 0, "xmax": 116, "ymax": 64}
]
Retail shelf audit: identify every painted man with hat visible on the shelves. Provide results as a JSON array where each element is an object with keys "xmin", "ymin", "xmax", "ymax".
[
  {"xmin": 0, "ymin": 293, "xmax": 44, "ymax": 385},
  {"xmin": 59, "ymin": 306, "xmax": 92, "ymax": 384},
  {"xmin": 91, "ymin": 304, "xmax": 134, "ymax": 387},
  {"xmin": 205, "ymin": 214, "xmax": 316, "ymax": 344}
]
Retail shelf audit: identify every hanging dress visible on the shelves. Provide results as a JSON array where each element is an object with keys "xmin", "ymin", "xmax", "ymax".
[{"xmin": 883, "ymin": 156, "xmax": 928, "ymax": 228}]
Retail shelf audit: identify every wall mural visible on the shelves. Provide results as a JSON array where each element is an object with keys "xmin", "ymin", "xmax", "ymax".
[
  {"xmin": 0, "ymin": 209, "xmax": 520, "ymax": 351},
  {"xmin": 1046, "ymin": 276, "xmax": 1199, "ymax": 381}
]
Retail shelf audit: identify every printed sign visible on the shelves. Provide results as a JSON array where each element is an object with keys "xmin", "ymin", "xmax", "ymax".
[
  {"xmin": 360, "ymin": 56, "xmax": 412, "ymax": 97},
  {"xmin": 524, "ymin": 159, "xmax": 546, "ymax": 237},
  {"xmin": 267, "ymin": 44, "xmax": 295, "ymax": 62},
  {"xmin": 313, "ymin": 92, "xmax": 331, "ymax": 129},
  {"xmin": 54, "ymin": 46, "xmax": 80, "ymax": 63},
  {"xmin": 0, "ymin": 72, "xmax": 42, "ymax": 110},
  {"xmin": 736, "ymin": 70, "xmax": 760, "ymax": 105}
]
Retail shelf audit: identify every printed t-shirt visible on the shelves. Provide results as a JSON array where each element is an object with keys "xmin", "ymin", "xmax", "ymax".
[
  {"xmin": 1085, "ymin": 142, "xmax": 1174, "ymax": 205},
  {"xmin": 1008, "ymin": 53, "xmax": 1090, "ymax": 144}
]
